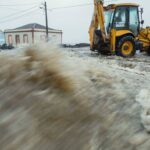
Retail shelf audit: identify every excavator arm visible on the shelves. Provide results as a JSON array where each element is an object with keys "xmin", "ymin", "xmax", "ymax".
[{"xmin": 89, "ymin": 0, "xmax": 107, "ymax": 50}]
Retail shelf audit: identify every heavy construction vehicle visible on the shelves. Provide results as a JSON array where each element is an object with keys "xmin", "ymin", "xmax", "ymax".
[{"xmin": 89, "ymin": 0, "xmax": 150, "ymax": 57}]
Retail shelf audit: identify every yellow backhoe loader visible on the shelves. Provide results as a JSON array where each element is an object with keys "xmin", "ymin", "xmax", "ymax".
[{"xmin": 89, "ymin": 0, "xmax": 150, "ymax": 57}]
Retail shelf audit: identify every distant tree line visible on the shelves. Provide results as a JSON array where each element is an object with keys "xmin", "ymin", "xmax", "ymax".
[{"xmin": 62, "ymin": 43, "xmax": 90, "ymax": 48}]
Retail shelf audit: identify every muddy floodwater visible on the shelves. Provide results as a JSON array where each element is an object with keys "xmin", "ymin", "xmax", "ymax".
[{"xmin": 0, "ymin": 45, "xmax": 150, "ymax": 150}]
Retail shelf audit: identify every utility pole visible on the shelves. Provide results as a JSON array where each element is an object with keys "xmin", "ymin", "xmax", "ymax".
[{"xmin": 44, "ymin": 1, "xmax": 49, "ymax": 42}]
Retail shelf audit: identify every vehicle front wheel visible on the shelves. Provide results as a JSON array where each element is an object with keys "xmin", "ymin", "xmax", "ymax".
[{"xmin": 117, "ymin": 36, "xmax": 136, "ymax": 57}]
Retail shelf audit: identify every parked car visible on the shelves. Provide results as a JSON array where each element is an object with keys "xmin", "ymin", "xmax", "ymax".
[
  {"xmin": 1, "ymin": 43, "xmax": 7, "ymax": 49},
  {"xmin": 0, "ymin": 43, "xmax": 14, "ymax": 50},
  {"xmin": 7, "ymin": 44, "xmax": 14, "ymax": 49}
]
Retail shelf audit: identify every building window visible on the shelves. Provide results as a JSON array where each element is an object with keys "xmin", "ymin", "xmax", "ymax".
[
  {"xmin": 15, "ymin": 35, "xmax": 20, "ymax": 45},
  {"xmin": 40, "ymin": 35, "xmax": 46, "ymax": 42},
  {"xmin": 8, "ymin": 35, "xmax": 13, "ymax": 45},
  {"xmin": 23, "ymin": 34, "xmax": 28, "ymax": 43}
]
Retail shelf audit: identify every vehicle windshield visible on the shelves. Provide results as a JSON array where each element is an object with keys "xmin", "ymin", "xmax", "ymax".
[{"xmin": 104, "ymin": 10, "xmax": 114, "ymax": 34}]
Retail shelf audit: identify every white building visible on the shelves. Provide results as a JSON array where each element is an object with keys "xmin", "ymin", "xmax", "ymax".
[{"xmin": 4, "ymin": 23, "xmax": 63, "ymax": 47}]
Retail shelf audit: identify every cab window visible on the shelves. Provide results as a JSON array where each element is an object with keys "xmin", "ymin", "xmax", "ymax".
[
  {"xmin": 129, "ymin": 7, "xmax": 139, "ymax": 35},
  {"xmin": 113, "ymin": 7, "xmax": 128, "ymax": 29}
]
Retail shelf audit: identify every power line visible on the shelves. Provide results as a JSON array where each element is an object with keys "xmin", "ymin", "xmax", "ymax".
[
  {"xmin": 0, "ymin": 3, "xmax": 38, "ymax": 6},
  {"xmin": 0, "ymin": 6, "xmax": 38, "ymax": 21},
  {"xmin": 47, "ymin": 0, "xmax": 118, "ymax": 11},
  {"xmin": 0, "ymin": 8, "xmax": 38, "ymax": 23},
  {"xmin": 0, "ymin": 6, "xmax": 21, "ymax": 11},
  {"xmin": 0, "ymin": 0, "xmax": 119, "ymax": 23},
  {"xmin": 48, "ymin": 3, "xmax": 93, "ymax": 11}
]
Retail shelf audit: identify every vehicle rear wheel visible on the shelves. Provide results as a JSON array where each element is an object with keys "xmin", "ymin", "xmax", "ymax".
[
  {"xmin": 147, "ymin": 47, "xmax": 150, "ymax": 56},
  {"xmin": 117, "ymin": 36, "xmax": 136, "ymax": 57}
]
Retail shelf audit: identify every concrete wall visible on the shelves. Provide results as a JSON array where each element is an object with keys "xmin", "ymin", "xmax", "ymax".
[
  {"xmin": 48, "ymin": 32, "xmax": 62, "ymax": 44},
  {"xmin": 5, "ymin": 32, "xmax": 33, "ymax": 47},
  {"xmin": 34, "ymin": 32, "xmax": 62, "ymax": 45},
  {"xmin": 4, "ymin": 31, "xmax": 62, "ymax": 47}
]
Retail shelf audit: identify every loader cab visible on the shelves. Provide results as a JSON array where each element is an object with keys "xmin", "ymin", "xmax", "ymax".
[
  {"xmin": 103, "ymin": 3, "xmax": 141, "ymax": 57},
  {"xmin": 105, "ymin": 4, "xmax": 140, "ymax": 36}
]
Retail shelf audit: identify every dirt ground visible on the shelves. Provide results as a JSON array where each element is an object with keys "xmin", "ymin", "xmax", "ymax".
[{"xmin": 0, "ymin": 46, "xmax": 150, "ymax": 150}]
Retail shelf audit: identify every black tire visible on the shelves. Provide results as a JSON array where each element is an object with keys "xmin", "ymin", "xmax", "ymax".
[
  {"xmin": 116, "ymin": 36, "xmax": 136, "ymax": 57},
  {"xmin": 147, "ymin": 47, "xmax": 150, "ymax": 56}
]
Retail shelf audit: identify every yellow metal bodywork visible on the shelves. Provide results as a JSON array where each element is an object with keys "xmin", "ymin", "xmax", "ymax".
[
  {"xmin": 110, "ymin": 29, "xmax": 134, "ymax": 53},
  {"xmin": 89, "ymin": 0, "xmax": 150, "ymax": 55},
  {"xmin": 104, "ymin": 3, "xmax": 139, "ymax": 10},
  {"xmin": 114, "ymin": 3, "xmax": 139, "ymax": 7},
  {"xmin": 89, "ymin": 0, "xmax": 138, "ymax": 53},
  {"xmin": 110, "ymin": 29, "xmax": 116, "ymax": 53},
  {"xmin": 138, "ymin": 27, "xmax": 150, "ymax": 50},
  {"xmin": 89, "ymin": 0, "xmax": 106, "ymax": 49},
  {"xmin": 116, "ymin": 30, "xmax": 134, "ymax": 37},
  {"xmin": 95, "ymin": 0, "xmax": 106, "ymax": 41},
  {"xmin": 121, "ymin": 41, "xmax": 134, "ymax": 56}
]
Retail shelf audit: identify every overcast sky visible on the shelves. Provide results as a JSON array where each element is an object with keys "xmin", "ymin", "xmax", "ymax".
[{"xmin": 0, "ymin": 0, "xmax": 149, "ymax": 43}]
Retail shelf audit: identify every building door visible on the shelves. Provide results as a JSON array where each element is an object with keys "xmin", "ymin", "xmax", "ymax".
[
  {"xmin": 15, "ymin": 35, "xmax": 20, "ymax": 45},
  {"xmin": 8, "ymin": 35, "xmax": 13, "ymax": 45},
  {"xmin": 23, "ymin": 34, "xmax": 28, "ymax": 43}
]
